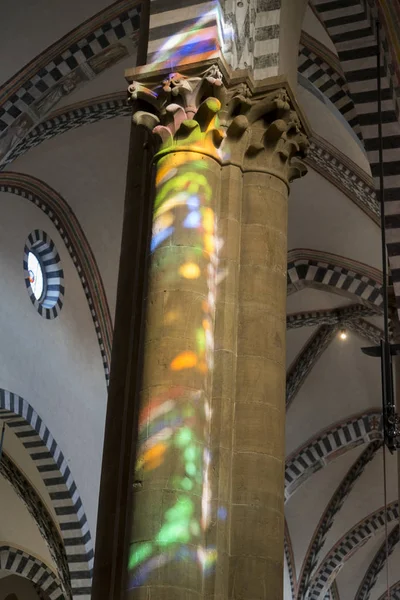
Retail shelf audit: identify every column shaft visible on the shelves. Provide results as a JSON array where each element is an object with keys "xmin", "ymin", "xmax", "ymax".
[
  {"xmin": 229, "ymin": 171, "xmax": 287, "ymax": 600},
  {"xmin": 208, "ymin": 163, "xmax": 243, "ymax": 599},
  {"xmin": 127, "ymin": 150, "xmax": 222, "ymax": 599}
]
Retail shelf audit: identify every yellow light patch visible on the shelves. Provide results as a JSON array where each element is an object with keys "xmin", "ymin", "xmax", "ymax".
[
  {"xmin": 170, "ymin": 351, "xmax": 198, "ymax": 371},
  {"xmin": 179, "ymin": 262, "xmax": 201, "ymax": 279}
]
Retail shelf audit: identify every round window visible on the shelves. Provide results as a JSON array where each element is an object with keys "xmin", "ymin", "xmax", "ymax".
[
  {"xmin": 24, "ymin": 230, "xmax": 64, "ymax": 319},
  {"xmin": 27, "ymin": 251, "xmax": 45, "ymax": 301}
]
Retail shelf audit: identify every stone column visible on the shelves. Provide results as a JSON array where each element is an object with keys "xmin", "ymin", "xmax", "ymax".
[
  {"xmin": 124, "ymin": 60, "xmax": 309, "ymax": 600},
  {"xmin": 230, "ymin": 102, "xmax": 307, "ymax": 600}
]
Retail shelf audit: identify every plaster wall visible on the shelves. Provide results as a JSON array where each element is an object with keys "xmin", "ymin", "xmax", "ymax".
[
  {"xmin": 302, "ymin": 6, "xmax": 338, "ymax": 56},
  {"xmin": 322, "ymin": 449, "xmax": 398, "ymax": 558},
  {"xmin": 297, "ymin": 85, "xmax": 371, "ymax": 174},
  {"xmin": 0, "ymin": 0, "xmax": 110, "ymax": 86},
  {"xmin": 336, "ymin": 527, "xmax": 391, "ymax": 600},
  {"xmin": 9, "ymin": 117, "xmax": 129, "ymax": 320},
  {"xmin": 371, "ymin": 542, "xmax": 400, "ymax": 600},
  {"xmin": 56, "ymin": 52, "xmax": 137, "ymax": 109},
  {"xmin": 286, "ymin": 335, "xmax": 381, "ymax": 455},
  {"xmin": 0, "ymin": 192, "xmax": 107, "ymax": 539},
  {"xmin": 0, "ymin": 478, "xmax": 54, "ymax": 569},
  {"xmin": 0, "ymin": 574, "xmax": 41, "ymax": 600},
  {"xmin": 279, "ymin": 0, "xmax": 308, "ymax": 89},
  {"xmin": 289, "ymin": 170, "xmax": 381, "ymax": 271},
  {"xmin": 3, "ymin": 430, "xmax": 58, "ymax": 526},
  {"xmin": 286, "ymin": 446, "xmax": 367, "ymax": 575}
]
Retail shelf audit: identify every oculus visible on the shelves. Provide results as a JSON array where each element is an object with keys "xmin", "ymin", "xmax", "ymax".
[{"xmin": 23, "ymin": 230, "xmax": 64, "ymax": 319}]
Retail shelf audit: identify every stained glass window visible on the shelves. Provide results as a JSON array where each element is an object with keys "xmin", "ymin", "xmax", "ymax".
[{"xmin": 28, "ymin": 251, "xmax": 44, "ymax": 301}]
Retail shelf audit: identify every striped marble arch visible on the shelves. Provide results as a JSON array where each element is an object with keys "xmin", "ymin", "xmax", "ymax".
[
  {"xmin": 377, "ymin": 581, "xmax": 400, "ymax": 600},
  {"xmin": 307, "ymin": 501, "xmax": 399, "ymax": 600},
  {"xmin": 355, "ymin": 524, "xmax": 399, "ymax": 600},
  {"xmin": 287, "ymin": 249, "xmax": 383, "ymax": 308},
  {"xmin": 0, "ymin": 546, "xmax": 65, "ymax": 600},
  {"xmin": 297, "ymin": 442, "xmax": 381, "ymax": 600},
  {"xmin": 0, "ymin": 172, "xmax": 112, "ymax": 383},
  {"xmin": 0, "ymin": 388, "xmax": 93, "ymax": 599},
  {"xmin": 285, "ymin": 410, "xmax": 382, "ymax": 501},
  {"xmin": 311, "ymin": 0, "xmax": 400, "ymax": 317},
  {"xmin": 0, "ymin": 452, "xmax": 70, "ymax": 595}
]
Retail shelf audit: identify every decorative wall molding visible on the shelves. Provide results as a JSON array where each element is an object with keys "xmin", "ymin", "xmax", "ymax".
[
  {"xmin": 287, "ymin": 304, "xmax": 379, "ymax": 329},
  {"xmin": 1, "ymin": 452, "xmax": 70, "ymax": 596},
  {"xmin": 298, "ymin": 31, "xmax": 363, "ymax": 139},
  {"xmin": 285, "ymin": 410, "xmax": 382, "ymax": 501},
  {"xmin": 285, "ymin": 518, "xmax": 297, "ymax": 600},
  {"xmin": 2, "ymin": 93, "xmax": 131, "ymax": 169},
  {"xmin": 297, "ymin": 441, "xmax": 381, "ymax": 600},
  {"xmin": 307, "ymin": 501, "xmax": 399, "ymax": 600},
  {"xmin": 287, "ymin": 249, "xmax": 383, "ymax": 309},
  {"xmin": 0, "ymin": 545, "xmax": 65, "ymax": 600},
  {"xmin": 0, "ymin": 89, "xmax": 380, "ymax": 228},
  {"xmin": 0, "ymin": 0, "xmax": 141, "ymax": 166},
  {"xmin": 306, "ymin": 134, "xmax": 379, "ymax": 225},
  {"xmin": 286, "ymin": 324, "xmax": 337, "ymax": 409},
  {"xmin": 355, "ymin": 524, "xmax": 399, "ymax": 600},
  {"xmin": 0, "ymin": 172, "xmax": 112, "ymax": 383},
  {"xmin": 347, "ymin": 317, "xmax": 383, "ymax": 346},
  {"xmin": 286, "ymin": 310, "xmax": 383, "ymax": 410},
  {"xmin": 0, "ymin": 389, "xmax": 93, "ymax": 599}
]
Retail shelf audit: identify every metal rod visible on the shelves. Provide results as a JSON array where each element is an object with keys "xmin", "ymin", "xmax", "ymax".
[
  {"xmin": 377, "ymin": 20, "xmax": 389, "ymax": 344},
  {"xmin": 377, "ymin": 20, "xmax": 391, "ymax": 600},
  {"xmin": 383, "ymin": 442, "xmax": 390, "ymax": 600}
]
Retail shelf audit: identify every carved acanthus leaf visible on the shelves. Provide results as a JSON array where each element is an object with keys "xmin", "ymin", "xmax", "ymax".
[{"xmin": 127, "ymin": 64, "xmax": 309, "ymax": 183}]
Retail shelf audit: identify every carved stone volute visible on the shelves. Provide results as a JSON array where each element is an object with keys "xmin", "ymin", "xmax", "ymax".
[{"xmin": 127, "ymin": 61, "xmax": 309, "ymax": 186}]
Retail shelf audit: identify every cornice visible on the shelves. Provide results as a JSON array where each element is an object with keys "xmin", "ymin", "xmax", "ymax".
[
  {"xmin": 306, "ymin": 133, "xmax": 379, "ymax": 225},
  {"xmin": 1, "ymin": 91, "xmax": 378, "ymax": 224}
]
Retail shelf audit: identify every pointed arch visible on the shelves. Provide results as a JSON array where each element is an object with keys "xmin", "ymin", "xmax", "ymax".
[
  {"xmin": 0, "ymin": 389, "xmax": 93, "ymax": 599},
  {"xmin": 285, "ymin": 410, "xmax": 383, "ymax": 501},
  {"xmin": 307, "ymin": 501, "xmax": 399, "ymax": 600},
  {"xmin": 287, "ymin": 249, "xmax": 383, "ymax": 309},
  {"xmin": 355, "ymin": 524, "xmax": 399, "ymax": 600},
  {"xmin": 1, "ymin": 452, "xmax": 70, "ymax": 595},
  {"xmin": 0, "ymin": 546, "xmax": 65, "ymax": 600},
  {"xmin": 297, "ymin": 442, "xmax": 381, "ymax": 600},
  {"xmin": 310, "ymin": 0, "xmax": 400, "ymax": 316},
  {"xmin": 0, "ymin": 172, "xmax": 112, "ymax": 383}
]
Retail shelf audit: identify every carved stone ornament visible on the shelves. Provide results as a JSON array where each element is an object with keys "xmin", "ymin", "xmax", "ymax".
[{"xmin": 127, "ymin": 62, "xmax": 309, "ymax": 185}]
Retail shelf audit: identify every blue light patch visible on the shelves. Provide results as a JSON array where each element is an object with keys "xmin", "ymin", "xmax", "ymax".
[
  {"xmin": 151, "ymin": 227, "xmax": 174, "ymax": 252},
  {"xmin": 187, "ymin": 196, "xmax": 200, "ymax": 209},
  {"xmin": 183, "ymin": 211, "xmax": 201, "ymax": 229}
]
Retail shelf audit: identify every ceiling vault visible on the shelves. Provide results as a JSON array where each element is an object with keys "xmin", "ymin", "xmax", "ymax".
[
  {"xmin": 355, "ymin": 524, "xmax": 399, "ymax": 600},
  {"xmin": 0, "ymin": 451, "xmax": 70, "ymax": 595},
  {"xmin": 0, "ymin": 172, "xmax": 112, "ymax": 383},
  {"xmin": 306, "ymin": 501, "xmax": 399, "ymax": 600},
  {"xmin": 285, "ymin": 411, "xmax": 383, "ymax": 502},
  {"xmin": 0, "ymin": 388, "xmax": 93, "ymax": 598},
  {"xmin": 296, "ymin": 441, "xmax": 382, "ymax": 600},
  {"xmin": 287, "ymin": 323, "xmax": 337, "ymax": 409}
]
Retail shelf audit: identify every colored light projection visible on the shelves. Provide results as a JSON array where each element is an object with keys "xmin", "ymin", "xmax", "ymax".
[
  {"xmin": 145, "ymin": 3, "xmax": 233, "ymax": 73},
  {"xmin": 127, "ymin": 114, "xmax": 226, "ymax": 589}
]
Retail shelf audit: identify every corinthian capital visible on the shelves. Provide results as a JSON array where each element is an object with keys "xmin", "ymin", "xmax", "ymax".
[{"xmin": 126, "ymin": 58, "xmax": 310, "ymax": 184}]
